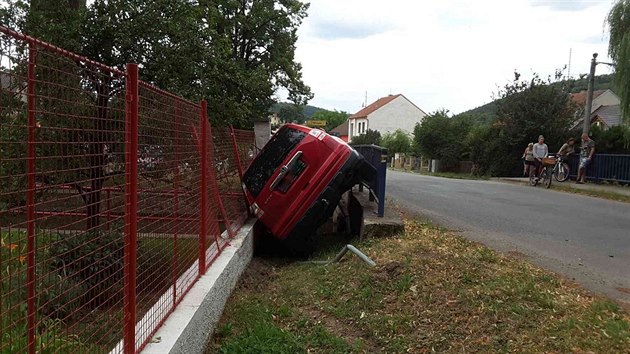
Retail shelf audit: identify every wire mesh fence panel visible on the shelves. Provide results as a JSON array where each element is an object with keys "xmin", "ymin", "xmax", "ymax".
[
  {"xmin": 1, "ymin": 25, "xmax": 255, "ymax": 354},
  {"xmin": 211, "ymin": 127, "xmax": 250, "ymax": 235},
  {"xmin": 232, "ymin": 127, "xmax": 257, "ymax": 174},
  {"xmin": 1, "ymin": 28, "xmax": 127, "ymax": 353},
  {"xmin": 132, "ymin": 84, "xmax": 223, "ymax": 351}
]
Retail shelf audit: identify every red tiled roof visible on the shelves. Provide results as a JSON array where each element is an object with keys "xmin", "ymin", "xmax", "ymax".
[
  {"xmin": 329, "ymin": 120, "xmax": 348, "ymax": 135},
  {"xmin": 350, "ymin": 94, "xmax": 401, "ymax": 119},
  {"xmin": 570, "ymin": 89, "xmax": 606, "ymax": 106}
]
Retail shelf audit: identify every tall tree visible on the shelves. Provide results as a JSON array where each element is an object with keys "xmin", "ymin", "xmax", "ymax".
[
  {"xmin": 607, "ymin": 0, "xmax": 630, "ymax": 121},
  {"xmin": 200, "ymin": 0, "xmax": 313, "ymax": 126}
]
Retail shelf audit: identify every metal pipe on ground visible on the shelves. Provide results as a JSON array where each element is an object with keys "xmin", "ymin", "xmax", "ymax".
[{"xmin": 304, "ymin": 244, "xmax": 376, "ymax": 267}]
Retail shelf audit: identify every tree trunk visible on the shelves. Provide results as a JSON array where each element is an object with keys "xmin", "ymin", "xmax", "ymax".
[{"xmin": 86, "ymin": 80, "xmax": 110, "ymax": 231}]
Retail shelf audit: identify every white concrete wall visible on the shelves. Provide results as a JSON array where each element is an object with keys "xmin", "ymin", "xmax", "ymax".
[{"xmin": 367, "ymin": 96, "xmax": 425, "ymax": 136}]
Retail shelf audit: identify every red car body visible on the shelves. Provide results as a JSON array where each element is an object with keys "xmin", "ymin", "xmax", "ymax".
[{"xmin": 241, "ymin": 124, "xmax": 367, "ymax": 254}]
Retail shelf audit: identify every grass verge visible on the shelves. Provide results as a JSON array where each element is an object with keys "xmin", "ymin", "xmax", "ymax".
[
  {"xmin": 209, "ymin": 218, "xmax": 630, "ymax": 353},
  {"xmin": 502, "ymin": 179, "xmax": 630, "ymax": 204},
  {"xmin": 550, "ymin": 184, "xmax": 630, "ymax": 204}
]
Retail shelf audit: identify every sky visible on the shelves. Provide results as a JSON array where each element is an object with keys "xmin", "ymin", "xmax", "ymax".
[{"xmin": 292, "ymin": 0, "xmax": 616, "ymax": 115}]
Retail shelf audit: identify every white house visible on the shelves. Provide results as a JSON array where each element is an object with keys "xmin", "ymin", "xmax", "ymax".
[{"xmin": 347, "ymin": 94, "xmax": 426, "ymax": 142}]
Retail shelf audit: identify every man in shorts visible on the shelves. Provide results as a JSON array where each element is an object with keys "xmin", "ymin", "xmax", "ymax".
[{"xmin": 576, "ymin": 133, "xmax": 595, "ymax": 184}]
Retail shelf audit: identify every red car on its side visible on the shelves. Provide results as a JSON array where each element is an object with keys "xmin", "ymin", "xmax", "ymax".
[{"xmin": 241, "ymin": 124, "xmax": 371, "ymax": 255}]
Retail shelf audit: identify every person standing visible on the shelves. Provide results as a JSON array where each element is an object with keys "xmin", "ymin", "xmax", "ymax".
[
  {"xmin": 557, "ymin": 137, "xmax": 576, "ymax": 159},
  {"xmin": 522, "ymin": 143, "xmax": 535, "ymax": 176},
  {"xmin": 576, "ymin": 133, "xmax": 595, "ymax": 184},
  {"xmin": 532, "ymin": 135, "xmax": 548, "ymax": 178}
]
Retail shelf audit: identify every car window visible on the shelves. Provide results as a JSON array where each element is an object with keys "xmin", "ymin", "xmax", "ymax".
[{"xmin": 242, "ymin": 126, "xmax": 307, "ymax": 197}]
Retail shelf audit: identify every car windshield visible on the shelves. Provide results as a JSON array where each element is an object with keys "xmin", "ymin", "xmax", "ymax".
[{"xmin": 242, "ymin": 126, "xmax": 307, "ymax": 197}]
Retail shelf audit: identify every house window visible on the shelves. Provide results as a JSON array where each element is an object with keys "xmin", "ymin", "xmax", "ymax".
[{"xmin": 350, "ymin": 122, "xmax": 354, "ymax": 137}]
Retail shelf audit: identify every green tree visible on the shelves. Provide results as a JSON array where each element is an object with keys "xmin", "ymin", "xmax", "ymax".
[
  {"xmin": 607, "ymin": 0, "xmax": 630, "ymax": 121},
  {"xmin": 350, "ymin": 129, "xmax": 381, "ymax": 145},
  {"xmin": 381, "ymin": 129, "xmax": 411, "ymax": 155},
  {"xmin": 201, "ymin": 0, "xmax": 313, "ymax": 126},
  {"xmin": 277, "ymin": 104, "xmax": 305, "ymax": 124},
  {"xmin": 413, "ymin": 110, "xmax": 474, "ymax": 169},
  {"xmin": 478, "ymin": 72, "xmax": 575, "ymax": 176},
  {"xmin": 311, "ymin": 110, "xmax": 348, "ymax": 131}
]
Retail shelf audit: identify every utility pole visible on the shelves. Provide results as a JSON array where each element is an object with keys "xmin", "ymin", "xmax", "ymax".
[{"xmin": 582, "ymin": 53, "xmax": 598, "ymax": 135}]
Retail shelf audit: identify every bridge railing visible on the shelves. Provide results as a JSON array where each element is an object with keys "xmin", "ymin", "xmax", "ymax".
[{"xmin": 568, "ymin": 153, "xmax": 630, "ymax": 184}]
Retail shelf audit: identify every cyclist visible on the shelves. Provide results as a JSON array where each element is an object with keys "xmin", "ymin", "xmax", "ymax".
[
  {"xmin": 532, "ymin": 135, "xmax": 548, "ymax": 180},
  {"xmin": 557, "ymin": 137, "xmax": 576, "ymax": 158}
]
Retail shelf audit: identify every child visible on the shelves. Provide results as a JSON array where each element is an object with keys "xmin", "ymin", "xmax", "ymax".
[{"xmin": 522, "ymin": 143, "xmax": 535, "ymax": 176}]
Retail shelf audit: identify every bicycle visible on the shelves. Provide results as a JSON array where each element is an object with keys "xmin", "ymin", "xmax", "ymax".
[
  {"xmin": 552, "ymin": 155, "xmax": 570, "ymax": 182},
  {"xmin": 529, "ymin": 157, "xmax": 555, "ymax": 188}
]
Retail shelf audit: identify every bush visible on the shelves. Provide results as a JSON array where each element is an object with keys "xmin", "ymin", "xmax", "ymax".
[
  {"xmin": 590, "ymin": 125, "xmax": 630, "ymax": 154},
  {"xmin": 49, "ymin": 229, "xmax": 124, "ymax": 309},
  {"xmin": 381, "ymin": 129, "xmax": 412, "ymax": 155},
  {"xmin": 350, "ymin": 129, "xmax": 381, "ymax": 145}
]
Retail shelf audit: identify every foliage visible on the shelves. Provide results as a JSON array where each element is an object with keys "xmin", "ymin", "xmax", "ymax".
[
  {"xmin": 270, "ymin": 102, "xmax": 325, "ymax": 119},
  {"xmin": 413, "ymin": 110, "xmax": 474, "ymax": 169},
  {"xmin": 0, "ymin": 0, "xmax": 313, "ymax": 126},
  {"xmin": 349, "ymin": 129, "xmax": 381, "ymax": 146},
  {"xmin": 311, "ymin": 110, "xmax": 349, "ymax": 131},
  {"xmin": 381, "ymin": 129, "xmax": 412, "ymax": 155},
  {"xmin": 1, "ymin": 231, "xmax": 91, "ymax": 351},
  {"xmin": 49, "ymin": 229, "xmax": 124, "ymax": 309},
  {"xmin": 277, "ymin": 103, "xmax": 305, "ymax": 124},
  {"xmin": 476, "ymin": 72, "xmax": 575, "ymax": 176},
  {"xmin": 460, "ymin": 74, "xmax": 616, "ymax": 120},
  {"xmin": 607, "ymin": 0, "xmax": 630, "ymax": 121},
  {"xmin": 589, "ymin": 125, "xmax": 630, "ymax": 154}
]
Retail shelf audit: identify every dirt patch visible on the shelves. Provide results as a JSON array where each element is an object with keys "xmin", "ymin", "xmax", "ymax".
[
  {"xmin": 300, "ymin": 307, "xmax": 381, "ymax": 352},
  {"xmin": 236, "ymin": 258, "xmax": 279, "ymax": 292},
  {"xmin": 376, "ymin": 261, "xmax": 403, "ymax": 281}
]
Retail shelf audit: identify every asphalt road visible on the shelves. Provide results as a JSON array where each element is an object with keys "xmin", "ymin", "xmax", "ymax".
[{"xmin": 386, "ymin": 170, "xmax": 630, "ymax": 305}]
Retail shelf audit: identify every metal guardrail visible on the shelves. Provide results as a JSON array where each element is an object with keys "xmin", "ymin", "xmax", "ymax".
[
  {"xmin": 352, "ymin": 144, "xmax": 388, "ymax": 217},
  {"xmin": 568, "ymin": 153, "xmax": 630, "ymax": 183}
]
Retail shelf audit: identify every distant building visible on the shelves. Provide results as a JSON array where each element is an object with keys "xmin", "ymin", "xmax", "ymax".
[
  {"xmin": 329, "ymin": 120, "xmax": 349, "ymax": 142},
  {"xmin": 571, "ymin": 89, "xmax": 627, "ymax": 129},
  {"xmin": 348, "ymin": 94, "xmax": 426, "ymax": 142}
]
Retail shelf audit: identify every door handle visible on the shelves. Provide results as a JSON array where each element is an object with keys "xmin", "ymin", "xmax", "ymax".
[{"xmin": 269, "ymin": 151, "xmax": 303, "ymax": 191}]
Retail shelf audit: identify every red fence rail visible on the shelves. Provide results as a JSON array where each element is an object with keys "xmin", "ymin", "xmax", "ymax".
[{"xmin": 0, "ymin": 26, "xmax": 254, "ymax": 353}]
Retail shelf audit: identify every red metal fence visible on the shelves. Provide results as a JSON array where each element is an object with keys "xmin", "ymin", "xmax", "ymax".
[{"xmin": 0, "ymin": 26, "xmax": 254, "ymax": 353}]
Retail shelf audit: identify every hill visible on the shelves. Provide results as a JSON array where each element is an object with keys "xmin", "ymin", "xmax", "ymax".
[{"xmin": 270, "ymin": 102, "xmax": 327, "ymax": 118}]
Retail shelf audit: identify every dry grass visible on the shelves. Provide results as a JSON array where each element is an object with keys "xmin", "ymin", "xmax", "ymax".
[{"xmin": 209, "ymin": 218, "xmax": 630, "ymax": 353}]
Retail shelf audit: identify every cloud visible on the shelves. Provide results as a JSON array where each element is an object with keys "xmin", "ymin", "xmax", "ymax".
[
  {"xmin": 291, "ymin": 0, "xmax": 613, "ymax": 115},
  {"xmin": 309, "ymin": 20, "xmax": 393, "ymax": 40},
  {"xmin": 530, "ymin": 0, "xmax": 600, "ymax": 12}
]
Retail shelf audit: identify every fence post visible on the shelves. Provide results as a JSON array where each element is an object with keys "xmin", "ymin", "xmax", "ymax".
[
  {"xmin": 229, "ymin": 125, "xmax": 244, "ymax": 180},
  {"xmin": 377, "ymin": 149, "xmax": 388, "ymax": 217},
  {"xmin": 124, "ymin": 63, "xmax": 139, "ymax": 354},
  {"xmin": 173, "ymin": 100, "xmax": 180, "ymax": 306},
  {"xmin": 199, "ymin": 100, "xmax": 209, "ymax": 274},
  {"xmin": 26, "ymin": 40, "xmax": 37, "ymax": 354}
]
